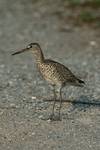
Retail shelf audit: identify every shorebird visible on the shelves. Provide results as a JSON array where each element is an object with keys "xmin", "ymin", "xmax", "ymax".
[{"xmin": 12, "ymin": 43, "xmax": 85, "ymax": 120}]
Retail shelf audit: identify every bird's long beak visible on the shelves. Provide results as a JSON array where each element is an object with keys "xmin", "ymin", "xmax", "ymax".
[{"xmin": 12, "ymin": 48, "xmax": 29, "ymax": 56}]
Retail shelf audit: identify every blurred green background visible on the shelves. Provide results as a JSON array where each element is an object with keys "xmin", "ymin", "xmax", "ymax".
[{"xmin": 57, "ymin": 0, "xmax": 100, "ymax": 28}]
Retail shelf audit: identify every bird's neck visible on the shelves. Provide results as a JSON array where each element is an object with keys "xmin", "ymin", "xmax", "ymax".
[{"xmin": 33, "ymin": 48, "xmax": 45, "ymax": 65}]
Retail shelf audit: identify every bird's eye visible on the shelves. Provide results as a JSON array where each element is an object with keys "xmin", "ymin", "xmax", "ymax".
[{"xmin": 27, "ymin": 45, "xmax": 32, "ymax": 49}]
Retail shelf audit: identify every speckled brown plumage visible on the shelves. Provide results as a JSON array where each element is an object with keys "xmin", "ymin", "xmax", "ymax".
[
  {"xmin": 12, "ymin": 42, "xmax": 85, "ymax": 120},
  {"xmin": 39, "ymin": 59, "xmax": 83, "ymax": 86}
]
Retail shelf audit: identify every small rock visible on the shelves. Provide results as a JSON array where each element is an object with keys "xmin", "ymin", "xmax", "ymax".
[
  {"xmin": 10, "ymin": 103, "xmax": 16, "ymax": 107},
  {"xmin": 38, "ymin": 115, "xmax": 44, "ymax": 119},
  {"xmin": 47, "ymin": 119, "xmax": 51, "ymax": 123},
  {"xmin": 8, "ymin": 81, "xmax": 13, "ymax": 86},
  {"xmin": 82, "ymin": 61, "xmax": 87, "ymax": 66},
  {"xmin": 90, "ymin": 41, "xmax": 97, "ymax": 46},
  {"xmin": 22, "ymin": 137, "xmax": 25, "ymax": 140},
  {"xmin": 0, "ymin": 111, "xmax": 4, "ymax": 115},
  {"xmin": 31, "ymin": 132, "xmax": 36, "ymax": 136},
  {"xmin": 32, "ymin": 96, "xmax": 36, "ymax": 100},
  {"xmin": 0, "ymin": 64, "xmax": 5, "ymax": 68}
]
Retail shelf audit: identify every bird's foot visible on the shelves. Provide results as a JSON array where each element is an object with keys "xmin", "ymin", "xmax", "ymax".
[
  {"xmin": 49, "ymin": 114, "xmax": 62, "ymax": 121},
  {"xmin": 49, "ymin": 114, "xmax": 55, "ymax": 121}
]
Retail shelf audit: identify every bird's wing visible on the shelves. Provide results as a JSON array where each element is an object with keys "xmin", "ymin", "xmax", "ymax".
[
  {"xmin": 43, "ymin": 59, "xmax": 84, "ymax": 86},
  {"xmin": 45, "ymin": 59, "xmax": 76, "ymax": 80}
]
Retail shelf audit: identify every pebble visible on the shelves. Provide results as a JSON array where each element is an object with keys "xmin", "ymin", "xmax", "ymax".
[
  {"xmin": 31, "ymin": 132, "xmax": 36, "ymax": 136},
  {"xmin": 10, "ymin": 103, "xmax": 16, "ymax": 107},
  {"xmin": 90, "ymin": 41, "xmax": 97, "ymax": 46},
  {"xmin": 8, "ymin": 81, "xmax": 13, "ymax": 86},
  {"xmin": 0, "ymin": 64, "xmax": 5, "ymax": 68},
  {"xmin": 47, "ymin": 119, "xmax": 51, "ymax": 123},
  {"xmin": 0, "ymin": 111, "xmax": 4, "ymax": 115},
  {"xmin": 38, "ymin": 115, "xmax": 44, "ymax": 119},
  {"xmin": 32, "ymin": 96, "xmax": 36, "ymax": 100}
]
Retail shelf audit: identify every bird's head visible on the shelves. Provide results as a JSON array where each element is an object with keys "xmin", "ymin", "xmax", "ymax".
[{"xmin": 12, "ymin": 42, "xmax": 41, "ymax": 55}]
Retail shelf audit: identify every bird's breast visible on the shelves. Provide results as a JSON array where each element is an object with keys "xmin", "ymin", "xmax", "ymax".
[{"xmin": 38, "ymin": 63, "xmax": 66, "ymax": 85}]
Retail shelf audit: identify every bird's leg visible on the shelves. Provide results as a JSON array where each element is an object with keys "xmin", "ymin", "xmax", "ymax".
[
  {"xmin": 58, "ymin": 87, "xmax": 63, "ymax": 120},
  {"xmin": 50, "ymin": 85, "xmax": 57, "ymax": 120}
]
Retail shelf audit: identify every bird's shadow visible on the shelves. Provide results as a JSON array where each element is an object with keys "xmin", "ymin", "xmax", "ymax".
[{"xmin": 43, "ymin": 95, "xmax": 100, "ymax": 112}]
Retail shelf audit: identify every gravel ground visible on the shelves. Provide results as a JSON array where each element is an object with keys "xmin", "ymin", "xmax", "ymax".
[{"xmin": 0, "ymin": 0, "xmax": 100, "ymax": 150}]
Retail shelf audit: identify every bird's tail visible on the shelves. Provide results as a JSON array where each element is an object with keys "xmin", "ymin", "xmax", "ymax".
[{"xmin": 76, "ymin": 78, "xmax": 85, "ymax": 87}]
